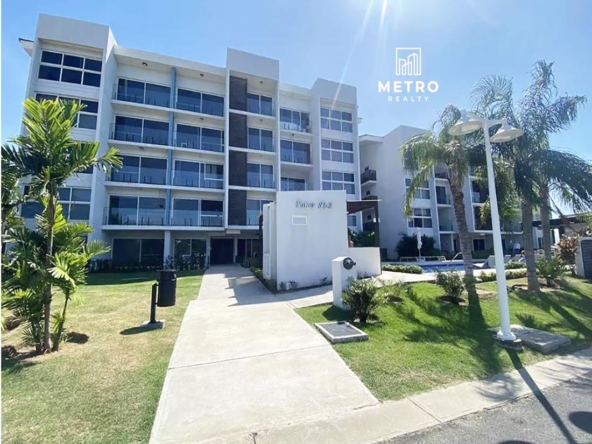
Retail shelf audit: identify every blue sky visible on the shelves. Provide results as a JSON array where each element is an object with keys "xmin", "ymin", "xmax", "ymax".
[{"xmin": 2, "ymin": 0, "xmax": 591, "ymax": 160}]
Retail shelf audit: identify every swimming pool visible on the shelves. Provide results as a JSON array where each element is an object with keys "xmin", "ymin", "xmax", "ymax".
[{"xmin": 418, "ymin": 263, "xmax": 466, "ymax": 273}]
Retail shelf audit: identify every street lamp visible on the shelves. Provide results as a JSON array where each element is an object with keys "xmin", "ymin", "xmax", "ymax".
[{"xmin": 449, "ymin": 111, "xmax": 524, "ymax": 348}]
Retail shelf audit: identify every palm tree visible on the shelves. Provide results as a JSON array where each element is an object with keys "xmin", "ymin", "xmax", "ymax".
[
  {"xmin": 2, "ymin": 98, "xmax": 121, "ymax": 352},
  {"xmin": 401, "ymin": 105, "xmax": 483, "ymax": 306},
  {"xmin": 472, "ymin": 61, "xmax": 592, "ymax": 291}
]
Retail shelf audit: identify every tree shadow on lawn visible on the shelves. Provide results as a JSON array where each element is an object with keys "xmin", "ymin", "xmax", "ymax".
[
  {"xmin": 2, "ymin": 350, "xmax": 38, "ymax": 374},
  {"xmin": 85, "ymin": 270, "xmax": 204, "ymax": 286}
]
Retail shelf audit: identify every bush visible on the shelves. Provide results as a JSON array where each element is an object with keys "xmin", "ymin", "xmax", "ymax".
[
  {"xmin": 396, "ymin": 234, "xmax": 436, "ymax": 258},
  {"xmin": 242, "ymin": 256, "xmax": 260, "ymax": 269},
  {"xmin": 382, "ymin": 264, "xmax": 424, "ymax": 274},
  {"xmin": 479, "ymin": 269, "xmax": 527, "ymax": 282},
  {"xmin": 435, "ymin": 271, "xmax": 465, "ymax": 304},
  {"xmin": 505, "ymin": 262, "xmax": 527, "ymax": 270},
  {"xmin": 536, "ymin": 259, "xmax": 565, "ymax": 287},
  {"xmin": 349, "ymin": 230, "xmax": 376, "ymax": 247},
  {"xmin": 342, "ymin": 277, "xmax": 381, "ymax": 323},
  {"xmin": 378, "ymin": 280, "xmax": 412, "ymax": 304}
]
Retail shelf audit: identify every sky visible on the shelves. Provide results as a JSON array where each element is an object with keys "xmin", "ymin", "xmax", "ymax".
[{"xmin": 2, "ymin": 0, "xmax": 591, "ymax": 160}]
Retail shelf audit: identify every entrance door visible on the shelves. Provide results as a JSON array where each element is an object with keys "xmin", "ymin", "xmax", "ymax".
[{"xmin": 210, "ymin": 238, "xmax": 234, "ymax": 265}]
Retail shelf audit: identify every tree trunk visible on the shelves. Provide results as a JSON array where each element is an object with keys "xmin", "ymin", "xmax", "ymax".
[
  {"xmin": 540, "ymin": 184, "xmax": 553, "ymax": 261},
  {"xmin": 521, "ymin": 201, "xmax": 540, "ymax": 292},
  {"xmin": 51, "ymin": 296, "xmax": 69, "ymax": 352},
  {"xmin": 43, "ymin": 196, "xmax": 55, "ymax": 353},
  {"xmin": 450, "ymin": 177, "xmax": 479, "ymax": 306}
]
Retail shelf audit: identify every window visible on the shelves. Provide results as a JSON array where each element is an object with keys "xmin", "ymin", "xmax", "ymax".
[
  {"xmin": 348, "ymin": 215, "xmax": 357, "ymax": 227},
  {"xmin": 113, "ymin": 116, "xmax": 169, "ymax": 145},
  {"xmin": 21, "ymin": 187, "xmax": 92, "ymax": 221},
  {"xmin": 405, "ymin": 178, "xmax": 431, "ymax": 200},
  {"xmin": 473, "ymin": 239, "xmax": 486, "ymax": 251},
  {"xmin": 112, "ymin": 238, "xmax": 163, "ymax": 265},
  {"xmin": 247, "ymin": 93, "xmax": 273, "ymax": 116},
  {"xmin": 247, "ymin": 163, "xmax": 274, "ymax": 188},
  {"xmin": 173, "ymin": 161, "xmax": 223, "ymax": 189},
  {"xmin": 107, "ymin": 195, "xmax": 165, "ymax": 226},
  {"xmin": 407, "ymin": 208, "xmax": 433, "ymax": 228},
  {"xmin": 321, "ymin": 139, "xmax": 354, "ymax": 163},
  {"xmin": 281, "ymin": 177, "xmax": 306, "ymax": 192},
  {"xmin": 322, "ymin": 171, "xmax": 355, "ymax": 194},
  {"xmin": 175, "ymin": 125, "xmax": 224, "ymax": 152},
  {"xmin": 35, "ymin": 94, "xmax": 99, "ymax": 130},
  {"xmin": 176, "ymin": 88, "xmax": 224, "ymax": 116},
  {"xmin": 320, "ymin": 107, "xmax": 353, "ymax": 132},
  {"xmin": 175, "ymin": 239, "xmax": 207, "ymax": 257},
  {"xmin": 248, "ymin": 128, "xmax": 274, "ymax": 152},
  {"xmin": 279, "ymin": 108, "xmax": 310, "ymax": 132},
  {"xmin": 20, "ymin": 202, "xmax": 44, "ymax": 218},
  {"xmin": 280, "ymin": 140, "xmax": 310, "ymax": 164},
  {"xmin": 38, "ymin": 50, "xmax": 102, "ymax": 87},
  {"xmin": 117, "ymin": 79, "xmax": 171, "ymax": 107},
  {"xmin": 247, "ymin": 199, "xmax": 272, "ymax": 225},
  {"xmin": 110, "ymin": 156, "xmax": 166, "ymax": 185}
]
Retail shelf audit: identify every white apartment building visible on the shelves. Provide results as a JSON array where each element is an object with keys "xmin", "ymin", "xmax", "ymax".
[
  {"xmin": 18, "ymin": 14, "xmax": 362, "ymax": 266},
  {"xmin": 359, "ymin": 125, "xmax": 532, "ymax": 260}
]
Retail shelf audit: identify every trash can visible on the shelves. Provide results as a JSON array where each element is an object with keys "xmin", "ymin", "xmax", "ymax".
[{"xmin": 157, "ymin": 269, "xmax": 177, "ymax": 307}]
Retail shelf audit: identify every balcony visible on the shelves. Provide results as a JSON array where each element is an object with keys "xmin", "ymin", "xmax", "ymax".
[
  {"xmin": 170, "ymin": 211, "xmax": 223, "ymax": 227},
  {"xmin": 280, "ymin": 150, "xmax": 310, "ymax": 164},
  {"xmin": 280, "ymin": 121, "xmax": 311, "ymax": 133},
  {"xmin": 434, "ymin": 171, "xmax": 449, "ymax": 180},
  {"xmin": 172, "ymin": 173, "xmax": 223, "ymax": 190},
  {"xmin": 362, "ymin": 195, "xmax": 378, "ymax": 200},
  {"xmin": 110, "ymin": 168, "xmax": 167, "ymax": 186},
  {"xmin": 175, "ymin": 93, "xmax": 224, "ymax": 117},
  {"xmin": 439, "ymin": 222, "xmax": 455, "ymax": 232},
  {"xmin": 361, "ymin": 169, "xmax": 377, "ymax": 184},
  {"xmin": 110, "ymin": 125, "xmax": 169, "ymax": 147},
  {"xmin": 112, "ymin": 84, "xmax": 171, "ymax": 108},
  {"xmin": 174, "ymin": 137, "xmax": 224, "ymax": 154},
  {"xmin": 472, "ymin": 192, "xmax": 487, "ymax": 204},
  {"xmin": 104, "ymin": 207, "xmax": 166, "ymax": 226},
  {"xmin": 247, "ymin": 177, "xmax": 275, "ymax": 189},
  {"xmin": 436, "ymin": 194, "xmax": 452, "ymax": 205}
]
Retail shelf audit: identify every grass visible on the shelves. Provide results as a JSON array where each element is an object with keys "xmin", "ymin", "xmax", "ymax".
[
  {"xmin": 2, "ymin": 270, "xmax": 203, "ymax": 444},
  {"xmin": 297, "ymin": 275, "xmax": 592, "ymax": 401}
]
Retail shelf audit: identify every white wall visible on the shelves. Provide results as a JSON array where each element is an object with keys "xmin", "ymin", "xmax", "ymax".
[
  {"xmin": 348, "ymin": 247, "xmax": 381, "ymax": 276},
  {"xmin": 270, "ymin": 190, "xmax": 349, "ymax": 288}
]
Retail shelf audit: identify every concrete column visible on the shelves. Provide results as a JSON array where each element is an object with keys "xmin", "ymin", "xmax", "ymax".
[
  {"xmin": 206, "ymin": 236, "xmax": 211, "ymax": 267},
  {"xmin": 164, "ymin": 230, "xmax": 173, "ymax": 264},
  {"xmin": 233, "ymin": 236, "xmax": 238, "ymax": 263},
  {"xmin": 165, "ymin": 67, "xmax": 177, "ymax": 226}
]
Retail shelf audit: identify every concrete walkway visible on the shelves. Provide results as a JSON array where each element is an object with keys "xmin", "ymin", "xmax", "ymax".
[{"xmin": 149, "ymin": 265, "xmax": 378, "ymax": 444}]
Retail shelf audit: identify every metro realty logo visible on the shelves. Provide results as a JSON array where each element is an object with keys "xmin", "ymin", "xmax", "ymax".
[{"xmin": 378, "ymin": 47, "xmax": 439, "ymax": 103}]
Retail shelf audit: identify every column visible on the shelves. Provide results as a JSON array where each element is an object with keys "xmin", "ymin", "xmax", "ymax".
[{"xmin": 165, "ymin": 67, "xmax": 176, "ymax": 226}]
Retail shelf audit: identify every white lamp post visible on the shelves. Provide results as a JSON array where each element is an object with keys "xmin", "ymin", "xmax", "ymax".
[{"xmin": 449, "ymin": 111, "xmax": 523, "ymax": 347}]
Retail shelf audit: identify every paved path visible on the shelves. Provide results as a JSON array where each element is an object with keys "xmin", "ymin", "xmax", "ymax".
[{"xmin": 149, "ymin": 265, "xmax": 378, "ymax": 444}]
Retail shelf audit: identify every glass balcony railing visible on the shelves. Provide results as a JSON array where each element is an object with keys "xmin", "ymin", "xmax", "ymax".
[
  {"xmin": 439, "ymin": 223, "xmax": 455, "ymax": 231},
  {"xmin": 104, "ymin": 207, "xmax": 166, "ymax": 226},
  {"xmin": 436, "ymin": 195, "xmax": 451, "ymax": 205},
  {"xmin": 247, "ymin": 139, "xmax": 275, "ymax": 152},
  {"xmin": 361, "ymin": 169, "xmax": 377, "ymax": 184},
  {"xmin": 170, "ymin": 211, "xmax": 224, "ymax": 227},
  {"xmin": 434, "ymin": 169, "xmax": 449, "ymax": 179},
  {"xmin": 112, "ymin": 85, "xmax": 171, "ymax": 108},
  {"xmin": 175, "ymin": 95, "xmax": 224, "ymax": 117},
  {"xmin": 280, "ymin": 150, "xmax": 310, "ymax": 164},
  {"xmin": 110, "ymin": 168, "xmax": 167, "ymax": 185},
  {"xmin": 172, "ymin": 173, "xmax": 223, "ymax": 189},
  {"xmin": 247, "ymin": 176, "xmax": 275, "ymax": 189},
  {"xmin": 362, "ymin": 195, "xmax": 378, "ymax": 200},
  {"xmin": 279, "ymin": 121, "xmax": 311, "ymax": 133},
  {"xmin": 246, "ymin": 214, "xmax": 262, "ymax": 226},
  {"xmin": 110, "ymin": 125, "xmax": 169, "ymax": 146},
  {"xmin": 174, "ymin": 136, "xmax": 224, "ymax": 153}
]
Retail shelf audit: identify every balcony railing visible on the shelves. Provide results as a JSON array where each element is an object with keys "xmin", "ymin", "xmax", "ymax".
[
  {"xmin": 110, "ymin": 168, "xmax": 167, "ymax": 186},
  {"xmin": 104, "ymin": 207, "xmax": 166, "ymax": 226},
  {"xmin": 172, "ymin": 174, "xmax": 223, "ymax": 189},
  {"xmin": 110, "ymin": 126, "xmax": 169, "ymax": 146},
  {"xmin": 174, "ymin": 137, "xmax": 224, "ymax": 153},
  {"xmin": 175, "ymin": 95, "xmax": 224, "ymax": 117},
  {"xmin": 280, "ymin": 150, "xmax": 310, "ymax": 164},
  {"xmin": 170, "ymin": 211, "xmax": 223, "ymax": 227},
  {"xmin": 247, "ymin": 177, "xmax": 275, "ymax": 189},
  {"xmin": 434, "ymin": 171, "xmax": 449, "ymax": 179},
  {"xmin": 362, "ymin": 195, "xmax": 378, "ymax": 200},
  {"xmin": 280, "ymin": 121, "xmax": 311, "ymax": 133},
  {"xmin": 112, "ymin": 85, "xmax": 171, "ymax": 108},
  {"xmin": 439, "ymin": 223, "xmax": 455, "ymax": 231},
  {"xmin": 246, "ymin": 214, "xmax": 262, "ymax": 226},
  {"xmin": 361, "ymin": 169, "xmax": 377, "ymax": 184},
  {"xmin": 436, "ymin": 195, "xmax": 451, "ymax": 205},
  {"xmin": 247, "ymin": 140, "xmax": 275, "ymax": 152},
  {"xmin": 472, "ymin": 192, "xmax": 486, "ymax": 204}
]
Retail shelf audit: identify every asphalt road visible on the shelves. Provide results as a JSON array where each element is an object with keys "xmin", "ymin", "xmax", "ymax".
[{"xmin": 385, "ymin": 376, "xmax": 592, "ymax": 444}]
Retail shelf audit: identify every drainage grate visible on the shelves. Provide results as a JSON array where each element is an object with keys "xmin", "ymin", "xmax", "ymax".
[{"xmin": 315, "ymin": 321, "xmax": 368, "ymax": 344}]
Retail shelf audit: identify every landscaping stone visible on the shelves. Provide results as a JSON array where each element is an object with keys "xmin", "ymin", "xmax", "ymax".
[
  {"xmin": 315, "ymin": 321, "xmax": 368, "ymax": 343},
  {"xmin": 489, "ymin": 324, "xmax": 571, "ymax": 354}
]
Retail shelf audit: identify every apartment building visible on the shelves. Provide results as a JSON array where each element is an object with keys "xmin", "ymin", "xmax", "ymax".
[
  {"xmin": 359, "ymin": 125, "xmax": 530, "ymax": 259},
  {"xmin": 18, "ymin": 14, "xmax": 361, "ymax": 266}
]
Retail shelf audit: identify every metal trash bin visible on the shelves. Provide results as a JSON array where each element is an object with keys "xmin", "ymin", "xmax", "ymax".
[{"xmin": 157, "ymin": 269, "xmax": 177, "ymax": 307}]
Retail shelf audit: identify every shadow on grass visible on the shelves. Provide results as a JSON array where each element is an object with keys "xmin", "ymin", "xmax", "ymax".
[
  {"xmin": 65, "ymin": 332, "xmax": 89, "ymax": 344},
  {"xmin": 86, "ymin": 270, "xmax": 204, "ymax": 286},
  {"xmin": 2, "ymin": 350, "xmax": 38, "ymax": 374}
]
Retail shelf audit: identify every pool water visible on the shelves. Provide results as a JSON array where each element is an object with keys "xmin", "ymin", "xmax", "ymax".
[{"xmin": 419, "ymin": 264, "xmax": 466, "ymax": 273}]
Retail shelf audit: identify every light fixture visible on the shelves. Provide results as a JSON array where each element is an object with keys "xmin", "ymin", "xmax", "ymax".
[
  {"xmin": 200, "ymin": 117, "xmax": 204, "ymax": 121},
  {"xmin": 491, "ymin": 122, "xmax": 524, "ymax": 143},
  {"xmin": 448, "ymin": 112, "xmax": 482, "ymax": 136},
  {"xmin": 260, "ymin": 80, "xmax": 263, "ymax": 84},
  {"xmin": 200, "ymin": 73, "xmax": 204, "ymax": 77},
  {"xmin": 142, "ymin": 62, "xmax": 148, "ymax": 67},
  {"xmin": 259, "ymin": 118, "xmax": 263, "ymax": 123}
]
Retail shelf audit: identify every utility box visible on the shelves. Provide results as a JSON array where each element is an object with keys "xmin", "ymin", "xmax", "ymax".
[
  {"xmin": 157, "ymin": 269, "xmax": 177, "ymax": 307},
  {"xmin": 575, "ymin": 238, "xmax": 592, "ymax": 280}
]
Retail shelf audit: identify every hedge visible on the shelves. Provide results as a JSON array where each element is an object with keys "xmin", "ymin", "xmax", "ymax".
[{"xmin": 382, "ymin": 264, "xmax": 424, "ymax": 274}]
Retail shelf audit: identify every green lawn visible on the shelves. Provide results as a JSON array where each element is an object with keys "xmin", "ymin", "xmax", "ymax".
[
  {"xmin": 2, "ymin": 271, "xmax": 203, "ymax": 444},
  {"xmin": 297, "ymin": 276, "xmax": 592, "ymax": 401}
]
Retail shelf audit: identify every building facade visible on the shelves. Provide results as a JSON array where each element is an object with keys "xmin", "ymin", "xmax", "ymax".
[
  {"xmin": 18, "ymin": 14, "xmax": 362, "ymax": 266},
  {"xmin": 359, "ymin": 125, "xmax": 536, "ymax": 260}
]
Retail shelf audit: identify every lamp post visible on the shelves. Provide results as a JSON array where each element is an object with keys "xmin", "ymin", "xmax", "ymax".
[{"xmin": 449, "ymin": 111, "xmax": 523, "ymax": 347}]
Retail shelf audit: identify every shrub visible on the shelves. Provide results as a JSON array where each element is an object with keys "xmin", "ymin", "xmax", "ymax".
[
  {"xmin": 479, "ymin": 270, "xmax": 527, "ymax": 282},
  {"xmin": 536, "ymin": 259, "xmax": 565, "ymax": 287},
  {"xmin": 349, "ymin": 229, "xmax": 376, "ymax": 247},
  {"xmin": 396, "ymin": 234, "xmax": 436, "ymax": 258},
  {"xmin": 342, "ymin": 277, "xmax": 380, "ymax": 323},
  {"xmin": 242, "ymin": 256, "xmax": 259, "ymax": 269},
  {"xmin": 435, "ymin": 271, "xmax": 465, "ymax": 304},
  {"xmin": 505, "ymin": 261, "xmax": 526, "ymax": 270},
  {"xmin": 382, "ymin": 264, "xmax": 424, "ymax": 274},
  {"xmin": 378, "ymin": 280, "xmax": 411, "ymax": 304}
]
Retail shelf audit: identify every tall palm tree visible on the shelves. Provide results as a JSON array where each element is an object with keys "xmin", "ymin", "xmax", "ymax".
[
  {"xmin": 2, "ymin": 98, "xmax": 121, "ymax": 353},
  {"xmin": 401, "ymin": 105, "xmax": 483, "ymax": 306},
  {"xmin": 472, "ymin": 61, "xmax": 592, "ymax": 291}
]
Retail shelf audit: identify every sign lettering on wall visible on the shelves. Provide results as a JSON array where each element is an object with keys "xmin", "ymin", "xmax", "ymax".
[{"xmin": 295, "ymin": 200, "xmax": 332, "ymax": 209}]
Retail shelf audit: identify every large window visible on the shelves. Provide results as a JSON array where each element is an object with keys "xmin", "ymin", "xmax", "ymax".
[
  {"xmin": 173, "ymin": 161, "xmax": 223, "ymax": 189},
  {"xmin": 110, "ymin": 155, "xmax": 167, "ymax": 185},
  {"xmin": 247, "ymin": 93, "xmax": 273, "ymax": 116},
  {"xmin": 321, "ymin": 139, "xmax": 354, "ymax": 163},
  {"xmin": 106, "ymin": 196, "xmax": 165, "ymax": 226},
  {"xmin": 113, "ymin": 116, "xmax": 169, "ymax": 146},
  {"xmin": 176, "ymin": 88, "xmax": 224, "ymax": 116},
  {"xmin": 405, "ymin": 178, "xmax": 431, "ymax": 200},
  {"xmin": 348, "ymin": 215, "xmax": 357, "ymax": 227},
  {"xmin": 247, "ymin": 199, "xmax": 272, "ymax": 225},
  {"xmin": 175, "ymin": 124, "xmax": 224, "ymax": 152},
  {"xmin": 320, "ymin": 107, "xmax": 353, "ymax": 132},
  {"xmin": 21, "ymin": 187, "xmax": 91, "ymax": 221},
  {"xmin": 171, "ymin": 199, "xmax": 223, "ymax": 227},
  {"xmin": 280, "ymin": 140, "xmax": 310, "ymax": 164},
  {"xmin": 36, "ymin": 94, "xmax": 99, "ymax": 130},
  {"xmin": 280, "ymin": 109, "xmax": 310, "ymax": 132},
  {"xmin": 38, "ymin": 51, "xmax": 102, "ymax": 87},
  {"xmin": 248, "ymin": 128, "xmax": 274, "ymax": 152},
  {"xmin": 117, "ymin": 79, "xmax": 170, "ymax": 108},
  {"xmin": 473, "ymin": 239, "xmax": 486, "ymax": 251},
  {"xmin": 113, "ymin": 238, "xmax": 164, "ymax": 266},
  {"xmin": 408, "ymin": 208, "xmax": 433, "ymax": 228},
  {"xmin": 247, "ymin": 163, "xmax": 274, "ymax": 188},
  {"xmin": 175, "ymin": 239, "xmax": 207, "ymax": 258},
  {"xmin": 322, "ymin": 171, "xmax": 355, "ymax": 195},
  {"xmin": 281, "ymin": 177, "xmax": 306, "ymax": 192}
]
